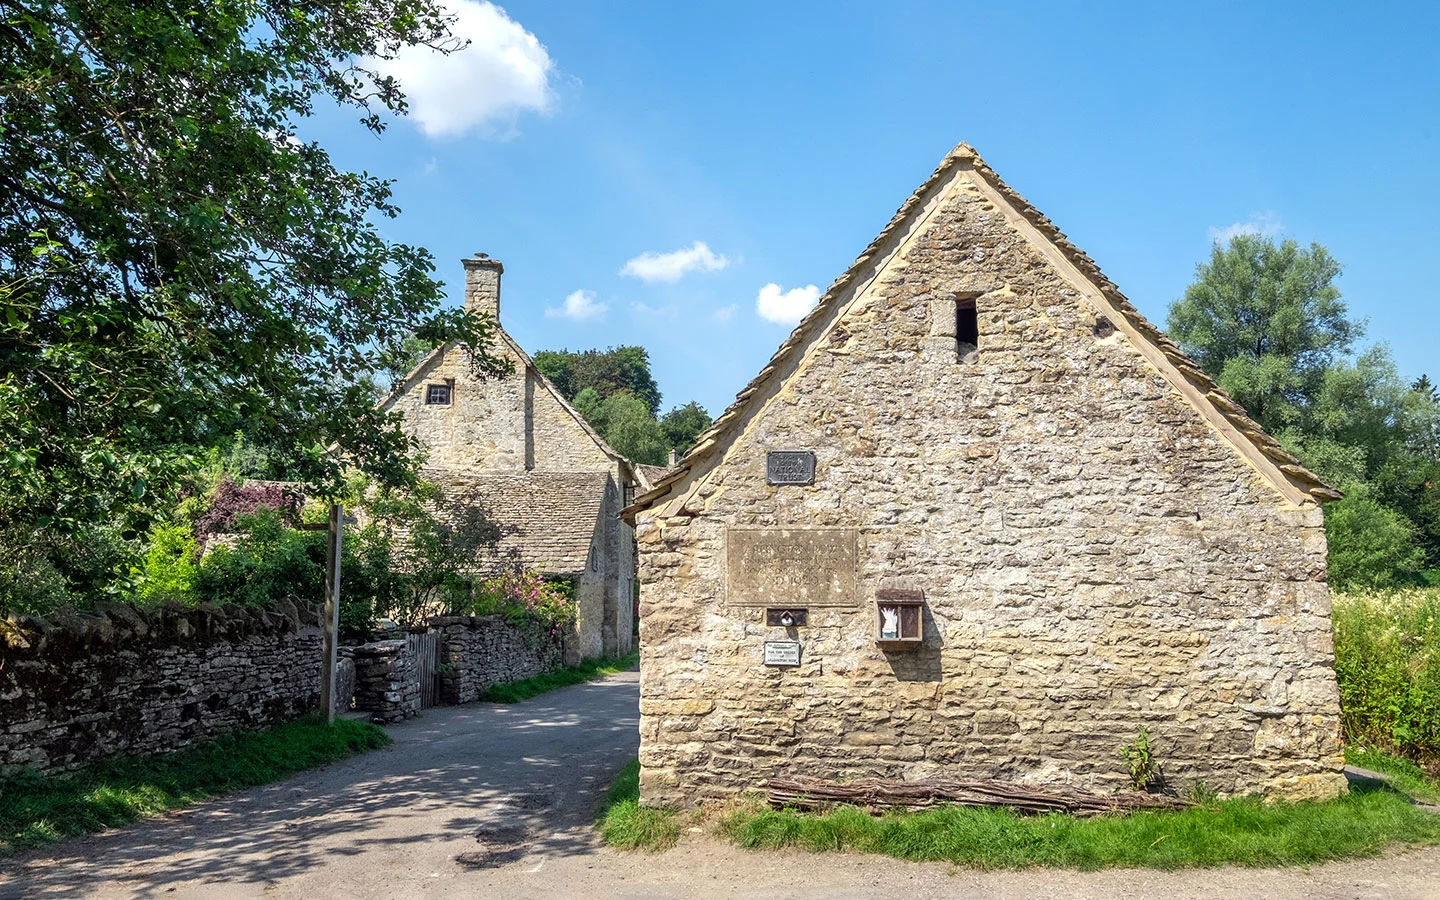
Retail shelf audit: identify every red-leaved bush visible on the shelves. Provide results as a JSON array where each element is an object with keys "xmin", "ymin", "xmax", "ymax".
[{"xmin": 194, "ymin": 477, "xmax": 302, "ymax": 539}]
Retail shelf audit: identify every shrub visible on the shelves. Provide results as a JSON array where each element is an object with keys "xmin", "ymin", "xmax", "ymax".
[
  {"xmin": 193, "ymin": 508, "xmax": 326, "ymax": 608},
  {"xmin": 1325, "ymin": 492, "xmax": 1427, "ymax": 589},
  {"xmin": 131, "ymin": 523, "xmax": 198, "ymax": 606},
  {"xmin": 193, "ymin": 476, "xmax": 302, "ymax": 542},
  {"xmin": 1332, "ymin": 587, "xmax": 1440, "ymax": 757},
  {"xmin": 465, "ymin": 566, "xmax": 577, "ymax": 636}
]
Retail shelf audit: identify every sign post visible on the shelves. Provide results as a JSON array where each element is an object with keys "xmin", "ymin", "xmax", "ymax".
[{"xmin": 319, "ymin": 502, "xmax": 343, "ymax": 723}]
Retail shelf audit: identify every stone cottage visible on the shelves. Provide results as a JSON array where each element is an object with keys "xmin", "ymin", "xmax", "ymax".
[
  {"xmin": 381, "ymin": 255, "xmax": 640, "ymax": 659},
  {"xmin": 622, "ymin": 144, "xmax": 1347, "ymax": 805}
]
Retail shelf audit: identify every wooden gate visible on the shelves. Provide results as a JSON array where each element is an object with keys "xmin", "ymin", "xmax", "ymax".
[{"xmin": 407, "ymin": 631, "xmax": 440, "ymax": 709}]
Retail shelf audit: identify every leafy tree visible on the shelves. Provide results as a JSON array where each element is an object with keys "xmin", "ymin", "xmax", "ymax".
[
  {"xmin": 1167, "ymin": 235, "xmax": 1355, "ymax": 433},
  {"xmin": 0, "ymin": 0, "xmax": 508, "ymax": 554},
  {"xmin": 534, "ymin": 346, "xmax": 661, "ymax": 416},
  {"xmin": 660, "ymin": 402, "xmax": 713, "ymax": 457},
  {"xmin": 598, "ymin": 393, "xmax": 668, "ymax": 466},
  {"xmin": 1168, "ymin": 235, "xmax": 1440, "ymax": 584}
]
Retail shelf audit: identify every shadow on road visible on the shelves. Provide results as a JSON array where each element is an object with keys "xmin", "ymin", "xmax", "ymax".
[{"xmin": 0, "ymin": 674, "xmax": 640, "ymax": 899}]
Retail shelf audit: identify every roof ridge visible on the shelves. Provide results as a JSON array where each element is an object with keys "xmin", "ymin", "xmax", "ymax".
[
  {"xmin": 958, "ymin": 147, "xmax": 1337, "ymax": 501},
  {"xmin": 625, "ymin": 143, "xmax": 1337, "ymax": 515}
]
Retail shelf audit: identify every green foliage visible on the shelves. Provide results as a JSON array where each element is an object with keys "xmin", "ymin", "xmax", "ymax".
[
  {"xmin": 192, "ymin": 509, "xmax": 327, "ymax": 608},
  {"xmin": 660, "ymin": 401, "xmax": 713, "ymax": 458},
  {"xmin": 0, "ymin": 716, "xmax": 388, "ymax": 855},
  {"xmin": 1121, "ymin": 728, "xmax": 1157, "ymax": 791},
  {"xmin": 1325, "ymin": 491, "xmax": 1427, "ymax": 589},
  {"xmin": 1167, "ymin": 235, "xmax": 1354, "ymax": 434},
  {"xmin": 1167, "ymin": 235, "xmax": 1440, "ymax": 583},
  {"xmin": 596, "ymin": 757, "xmax": 682, "ymax": 851},
  {"xmin": 601, "ymin": 392, "xmax": 669, "ymax": 465},
  {"xmin": 464, "ymin": 567, "xmax": 577, "ymax": 635},
  {"xmin": 0, "ymin": 525, "xmax": 134, "ymax": 616},
  {"xmin": 131, "ymin": 524, "xmax": 198, "ymax": 606},
  {"xmin": 1345, "ymin": 747, "xmax": 1440, "ymax": 805},
  {"xmin": 0, "ymin": 0, "xmax": 510, "ymax": 569},
  {"xmin": 534, "ymin": 346, "xmax": 662, "ymax": 416},
  {"xmin": 1332, "ymin": 588, "xmax": 1440, "ymax": 757},
  {"xmin": 480, "ymin": 651, "xmax": 638, "ymax": 703},
  {"xmin": 718, "ymin": 786, "xmax": 1440, "ymax": 870},
  {"xmin": 536, "ymin": 346, "xmax": 709, "ymax": 465}
]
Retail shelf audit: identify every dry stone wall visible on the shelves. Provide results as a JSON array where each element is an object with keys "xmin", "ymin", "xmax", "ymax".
[
  {"xmin": 350, "ymin": 640, "xmax": 420, "ymax": 723},
  {"xmin": 636, "ymin": 165, "xmax": 1346, "ymax": 806},
  {"xmin": 433, "ymin": 615, "xmax": 567, "ymax": 704},
  {"xmin": 0, "ymin": 602, "xmax": 322, "ymax": 776}
]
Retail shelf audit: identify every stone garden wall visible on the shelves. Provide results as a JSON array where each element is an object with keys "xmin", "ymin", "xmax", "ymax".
[
  {"xmin": 0, "ymin": 601, "xmax": 323, "ymax": 776},
  {"xmin": 433, "ymin": 614, "xmax": 567, "ymax": 704}
]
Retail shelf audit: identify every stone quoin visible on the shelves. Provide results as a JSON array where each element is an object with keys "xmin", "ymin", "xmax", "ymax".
[{"xmin": 622, "ymin": 144, "xmax": 1347, "ymax": 806}]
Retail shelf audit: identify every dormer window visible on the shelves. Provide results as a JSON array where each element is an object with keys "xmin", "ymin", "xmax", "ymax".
[{"xmin": 425, "ymin": 383, "xmax": 452, "ymax": 405}]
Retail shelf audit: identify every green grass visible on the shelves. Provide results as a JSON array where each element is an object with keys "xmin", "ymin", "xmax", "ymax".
[
  {"xmin": 478, "ymin": 650, "xmax": 638, "ymax": 703},
  {"xmin": 596, "ymin": 758, "xmax": 682, "ymax": 851},
  {"xmin": 718, "ymin": 784, "xmax": 1440, "ymax": 870},
  {"xmin": 0, "ymin": 715, "xmax": 389, "ymax": 856},
  {"xmin": 1346, "ymin": 747, "xmax": 1440, "ymax": 804}
]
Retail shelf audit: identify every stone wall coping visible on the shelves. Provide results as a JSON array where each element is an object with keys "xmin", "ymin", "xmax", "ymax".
[{"xmin": 1, "ymin": 599, "xmax": 322, "ymax": 659}]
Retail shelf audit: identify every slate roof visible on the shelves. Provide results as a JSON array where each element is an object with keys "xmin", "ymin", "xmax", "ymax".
[
  {"xmin": 625, "ymin": 143, "xmax": 1338, "ymax": 518},
  {"xmin": 424, "ymin": 469, "xmax": 608, "ymax": 576}
]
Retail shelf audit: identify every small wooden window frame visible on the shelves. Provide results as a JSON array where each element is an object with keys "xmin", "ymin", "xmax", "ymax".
[
  {"xmin": 875, "ymin": 582, "xmax": 924, "ymax": 650},
  {"xmin": 425, "ymin": 382, "xmax": 453, "ymax": 406}
]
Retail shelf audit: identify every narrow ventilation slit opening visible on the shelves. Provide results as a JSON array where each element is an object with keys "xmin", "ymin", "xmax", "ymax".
[{"xmin": 956, "ymin": 301, "xmax": 979, "ymax": 354}]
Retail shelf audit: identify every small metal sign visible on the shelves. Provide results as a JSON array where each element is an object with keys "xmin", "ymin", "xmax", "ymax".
[
  {"xmin": 766, "ymin": 450, "xmax": 816, "ymax": 485},
  {"xmin": 763, "ymin": 641, "xmax": 801, "ymax": 667}
]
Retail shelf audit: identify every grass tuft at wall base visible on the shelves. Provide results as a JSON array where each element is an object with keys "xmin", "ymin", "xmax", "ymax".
[
  {"xmin": 0, "ymin": 715, "xmax": 389, "ymax": 856},
  {"xmin": 479, "ymin": 651, "xmax": 638, "ymax": 703}
]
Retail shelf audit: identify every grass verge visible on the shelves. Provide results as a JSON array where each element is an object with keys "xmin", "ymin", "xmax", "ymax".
[
  {"xmin": 0, "ymin": 715, "xmax": 389, "ymax": 856},
  {"xmin": 479, "ymin": 650, "xmax": 639, "ymax": 703},
  {"xmin": 718, "ymin": 780, "xmax": 1440, "ymax": 870},
  {"xmin": 596, "ymin": 758, "xmax": 682, "ymax": 851},
  {"xmin": 1346, "ymin": 747, "xmax": 1440, "ymax": 804}
]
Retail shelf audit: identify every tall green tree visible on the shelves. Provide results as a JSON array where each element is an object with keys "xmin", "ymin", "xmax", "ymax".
[
  {"xmin": 0, "ymin": 0, "xmax": 508, "ymax": 545},
  {"xmin": 1166, "ymin": 235, "xmax": 1355, "ymax": 434},
  {"xmin": 533, "ymin": 346, "xmax": 662, "ymax": 416},
  {"xmin": 1168, "ymin": 234, "xmax": 1439, "ymax": 585},
  {"xmin": 660, "ymin": 401, "xmax": 713, "ymax": 457}
]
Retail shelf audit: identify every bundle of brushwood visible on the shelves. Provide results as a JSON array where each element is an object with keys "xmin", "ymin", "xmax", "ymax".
[{"xmin": 765, "ymin": 776, "xmax": 1191, "ymax": 817}]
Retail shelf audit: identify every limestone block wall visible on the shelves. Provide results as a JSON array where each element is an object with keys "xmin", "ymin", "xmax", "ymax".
[
  {"xmin": 433, "ymin": 615, "xmax": 567, "ymax": 704},
  {"xmin": 0, "ymin": 602, "xmax": 322, "ymax": 776},
  {"xmin": 385, "ymin": 340, "xmax": 530, "ymax": 473},
  {"xmin": 351, "ymin": 640, "xmax": 420, "ymax": 723},
  {"xmin": 636, "ymin": 166, "xmax": 1346, "ymax": 806}
]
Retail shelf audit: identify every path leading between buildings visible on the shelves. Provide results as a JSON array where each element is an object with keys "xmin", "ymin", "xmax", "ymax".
[{"xmin": 3, "ymin": 671, "xmax": 1438, "ymax": 900}]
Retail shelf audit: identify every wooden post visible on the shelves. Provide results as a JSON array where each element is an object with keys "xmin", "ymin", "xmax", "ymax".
[{"xmin": 320, "ymin": 502, "xmax": 343, "ymax": 723}]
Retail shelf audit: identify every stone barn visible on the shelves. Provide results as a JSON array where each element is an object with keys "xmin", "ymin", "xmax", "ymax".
[
  {"xmin": 382, "ymin": 255, "xmax": 643, "ymax": 659},
  {"xmin": 622, "ymin": 144, "xmax": 1347, "ymax": 805}
]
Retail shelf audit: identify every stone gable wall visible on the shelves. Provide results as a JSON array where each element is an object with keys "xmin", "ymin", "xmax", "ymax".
[
  {"xmin": 0, "ymin": 602, "xmax": 322, "ymax": 776},
  {"xmin": 636, "ymin": 169, "xmax": 1345, "ymax": 806}
]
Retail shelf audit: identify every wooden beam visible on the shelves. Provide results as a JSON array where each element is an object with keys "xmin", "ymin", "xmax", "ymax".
[{"xmin": 319, "ymin": 502, "xmax": 343, "ymax": 723}]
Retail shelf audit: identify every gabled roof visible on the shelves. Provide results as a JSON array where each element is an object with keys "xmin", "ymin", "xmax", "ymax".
[
  {"xmin": 625, "ymin": 143, "xmax": 1338, "ymax": 518},
  {"xmin": 424, "ymin": 469, "xmax": 609, "ymax": 576},
  {"xmin": 378, "ymin": 327, "xmax": 638, "ymax": 482}
]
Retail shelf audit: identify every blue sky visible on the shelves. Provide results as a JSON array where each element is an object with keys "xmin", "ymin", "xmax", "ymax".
[{"xmin": 310, "ymin": 1, "xmax": 1439, "ymax": 419}]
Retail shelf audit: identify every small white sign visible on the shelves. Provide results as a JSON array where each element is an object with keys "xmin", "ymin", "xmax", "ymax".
[{"xmin": 763, "ymin": 641, "xmax": 801, "ymax": 667}]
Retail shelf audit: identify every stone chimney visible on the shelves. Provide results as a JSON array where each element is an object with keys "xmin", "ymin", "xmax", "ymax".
[{"xmin": 462, "ymin": 253, "xmax": 503, "ymax": 319}]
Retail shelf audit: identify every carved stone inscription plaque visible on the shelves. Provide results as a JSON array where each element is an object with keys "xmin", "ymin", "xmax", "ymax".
[
  {"xmin": 766, "ymin": 450, "xmax": 816, "ymax": 485},
  {"xmin": 726, "ymin": 527, "xmax": 858, "ymax": 608}
]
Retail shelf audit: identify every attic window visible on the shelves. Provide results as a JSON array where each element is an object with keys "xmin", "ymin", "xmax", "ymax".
[
  {"xmin": 425, "ymin": 383, "xmax": 452, "ymax": 405},
  {"xmin": 956, "ymin": 299, "xmax": 979, "ymax": 353}
]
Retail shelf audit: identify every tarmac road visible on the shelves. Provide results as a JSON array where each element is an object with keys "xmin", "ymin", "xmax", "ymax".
[{"xmin": 3, "ymin": 670, "xmax": 1438, "ymax": 900}]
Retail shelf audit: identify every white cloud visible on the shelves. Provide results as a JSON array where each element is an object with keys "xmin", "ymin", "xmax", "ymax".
[
  {"xmin": 1208, "ymin": 211, "xmax": 1283, "ymax": 244},
  {"xmin": 545, "ymin": 289, "xmax": 606, "ymax": 321},
  {"xmin": 370, "ymin": 1, "xmax": 555, "ymax": 139},
  {"xmin": 713, "ymin": 303, "xmax": 739, "ymax": 323},
  {"xmin": 620, "ymin": 241, "xmax": 730, "ymax": 283},
  {"xmin": 421, "ymin": 156, "xmax": 439, "ymax": 175},
  {"xmin": 630, "ymin": 301, "xmax": 677, "ymax": 319},
  {"xmin": 756, "ymin": 283, "xmax": 820, "ymax": 325}
]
